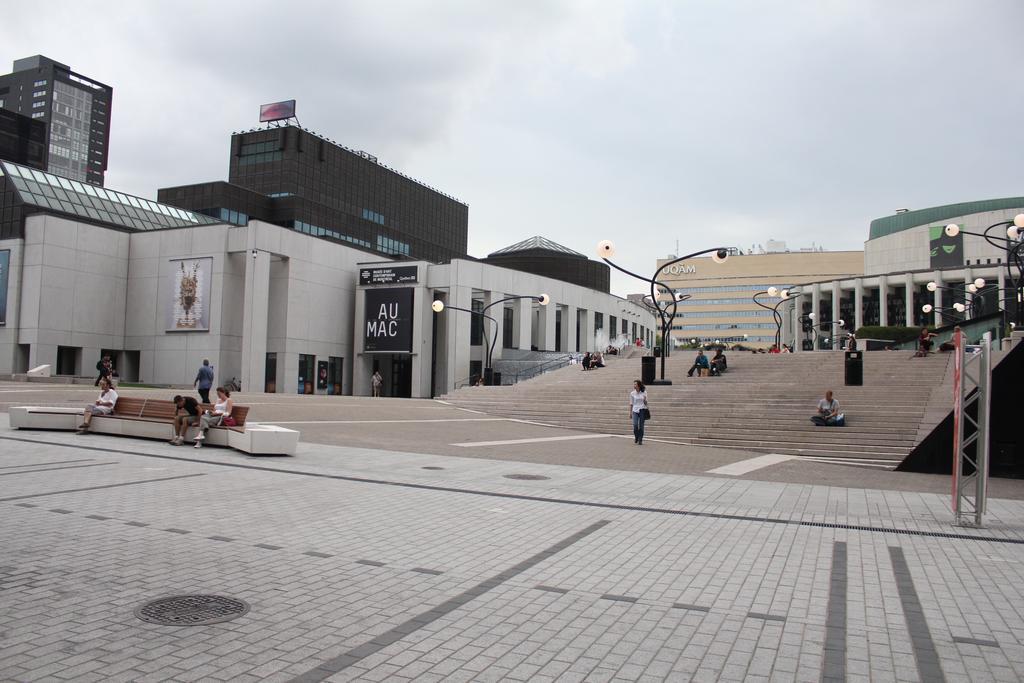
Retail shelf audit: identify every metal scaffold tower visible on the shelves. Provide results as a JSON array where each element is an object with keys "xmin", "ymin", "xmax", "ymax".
[{"xmin": 952, "ymin": 328, "xmax": 993, "ymax": 527}]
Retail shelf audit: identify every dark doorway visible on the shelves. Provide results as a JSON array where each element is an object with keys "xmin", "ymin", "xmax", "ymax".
[
  {"xmin": 389, "ymin": 355, "xmax": 412, "ymax": 397},
  {"xmin": 328, "ymin": 356, "xmax": 343, "ymax": 395},
  {"xmin": 265, "ymin": 353, "xmax": 277, "ymax": 393},
  {"xmin": 298, "ymin": 354, "xmax": 315, "ymax": 395},
  {"xmin": 555, "ymin": 309, "xmax": 562, "ymax": 352},
  {"xmin": 56, "ymin": 346, "xmax": 79, "ymax": 376}
]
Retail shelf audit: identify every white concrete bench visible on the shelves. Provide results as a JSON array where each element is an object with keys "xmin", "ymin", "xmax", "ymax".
[{"xmin": 8, "ymin": 404, "xmax": 299, "ymax": 456}]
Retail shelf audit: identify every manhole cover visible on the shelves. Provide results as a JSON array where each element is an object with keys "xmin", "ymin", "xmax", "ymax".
[
  {"xmin": 503, "ymin": 474, "xmax": 550, "ymax": 481},
  {"xmin": 135, "ymin": 595, "xmax": 250, "ymax": 626},
  {"xmin": 421, "ymin": 466, "xmax": 445, "ymax": 470}
]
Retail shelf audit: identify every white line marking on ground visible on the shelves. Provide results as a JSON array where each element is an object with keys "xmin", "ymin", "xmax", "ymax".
[
  {"xmin": 706, "ymin": 453, "xmax": 796, "ymax": 476},
  {"xmin": 265, "ymin": 418, "xmax": 511, "ymax": 425},
  {"xmin": 454, "ymin": 434, "xmax": 614, "ymax": 448}
]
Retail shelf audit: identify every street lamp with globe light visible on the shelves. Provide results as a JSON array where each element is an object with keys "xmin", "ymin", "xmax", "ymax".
[
  {"xmin": 431, "ymin": 293, "xmax": 549, "ymax": 385},
  {"xmin": 596, "ymin": 240, "xmax": 729, "ymax": 384},
  {"xmin": 944, "ymin": 215, "xmax": 1024, "ymax": 324}
]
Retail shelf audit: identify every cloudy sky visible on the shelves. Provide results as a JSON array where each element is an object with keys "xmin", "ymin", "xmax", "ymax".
[{"xmin": 3, "ymin": 1, "xmax": 1022, "ymax": 295}]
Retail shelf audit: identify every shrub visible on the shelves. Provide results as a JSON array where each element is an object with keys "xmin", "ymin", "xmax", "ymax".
[{"xmin": 854, "ymin": 325, "xmax": 925, "ymax": 341}]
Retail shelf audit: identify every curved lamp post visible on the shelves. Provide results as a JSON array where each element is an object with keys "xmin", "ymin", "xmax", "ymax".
[
  {"xmin": 753, "ymin": 287, "xmax": 800, "ymax": 350},
  {"xmin": 596, "ymin": 240, "xmax": 729, "ymax": 384},
  {"xmin": 432, "ymin": 294, "xmax": 549, "ymax": 385},
  {"xmin": 943, "ymin": 216, "xmax": 1024, "ymax": 324},
  {"xmin": 925, "ymin": 279, "xmax": 986, "ymax": 320},
  {"xmin": 921, "ymin": 302, "xmax": 967, "ymax": 324},
  {"xmin": 800, "ymin": 313, "xmax": 846, "ymax": 350}
]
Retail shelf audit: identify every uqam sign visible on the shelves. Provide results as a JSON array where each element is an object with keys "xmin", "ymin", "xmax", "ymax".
[
  {"xmin": 364, "ymin": 287, "xmax": 414, "ymax": 353},
  {"xmin": 663, "ymin": 263, "xmax": 696, "ymax": 276}
]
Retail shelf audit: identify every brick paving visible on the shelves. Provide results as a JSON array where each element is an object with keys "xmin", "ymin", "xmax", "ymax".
[{"xmin": 0, "ymin": 418, "xmax": 1023, "ymax": 681}]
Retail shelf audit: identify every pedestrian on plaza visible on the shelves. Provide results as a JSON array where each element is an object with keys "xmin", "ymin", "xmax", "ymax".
[
  {"xmin": 811, "ymin": 390, "xmax": 844, "ymax": 426},
  {"xmin": 77, "ymin": 378, "xmax": 118, "ymax": 433},
  {"xmin": 94, "ymin": 355, "xmax": 111, "ymax": 386},
  {"xmin": 371, "ymin": 369, "xmax": 383, "ymax": 397},
  {"xmin": 169, "ymin": 394, "xmax": 201, "ymax": 446},
  {"xmin": 193, "ymin": 387, "xmax": 234, "ymax": 448},
  {"xmin": 629, "ymin": 380, "xmax": 650, "ymax": 445},
  {"xmin": 194, "ymin": 359, "xmax": 215, "ymax": 404}
]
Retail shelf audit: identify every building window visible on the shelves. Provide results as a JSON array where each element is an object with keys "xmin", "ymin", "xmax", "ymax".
[
  {"xmin": 470, "ymin": 299, "xmax": 484, "ymax": 346},
  {"xmin": 31, "ymin": 112, "xmax": 44, "ymax": 119},
  {"xmin": 362, "ymin": 208, "xmax": 385, "ymax": 225},
  {"xmin": 31, "ymin": 101, "xmax": 45, "ymax": 108},
  {"xmin": 32, "ymin": 90, "xmax": 46, "ymax": 98},
  {"xmin": 376, "ymin": 235, "xmax": 409, "ymax": 256},
  {"xmin": 33, "ymin": 79, "xmax": 47, "ymax": 87}
]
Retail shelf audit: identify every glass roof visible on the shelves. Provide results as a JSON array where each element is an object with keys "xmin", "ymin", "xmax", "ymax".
[
  {"xmin": 488, "ymin": 235, "xmax": 585, "ymax": 257},
  {"xmin": 0, "ymin": 161, "xmax": 221, "ymax": 231}
]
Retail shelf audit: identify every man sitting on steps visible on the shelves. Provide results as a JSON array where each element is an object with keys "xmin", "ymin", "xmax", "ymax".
[
  {"xmin": 811, "ymin": 390, "xmax": 844, "ymax": 426},
  {"xmin": 686, "ymin": 350, "xmax": 710, "ymax": 377}
]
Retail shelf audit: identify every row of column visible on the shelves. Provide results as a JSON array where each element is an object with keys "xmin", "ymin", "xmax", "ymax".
[{"xmin": 789, "ymin": 268, "xmax": 1008, "ymax": 350}]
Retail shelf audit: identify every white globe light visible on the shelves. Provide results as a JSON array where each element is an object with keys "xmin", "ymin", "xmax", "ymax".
[
  {"xmin": 711, "ymin": 249, "xmax": 729, "ymax": 264},
  {"xmin": 922, "ymin": 304, "xmax": 933, "ymax": 313},
  {"xmin": 944, "ymin": 224, "xmax": 960, "ymax": 237},
  {"xmin": 780, "ymin": 289, "xmax": 789, "ymax": 298},
  {"xmin": 837, "ymin": 319, "xmax": 845, "ymax": 328},
  {"xmin": 1015, "ymin": 213, "xmax": 1024, "ymax": 228},
  {"xmin": 538, "ymin": 294, "xmax": 550, "ymax": 306},
  {"xmin": 967, "ymin": 284, "xmax": 977, "ymax": 293},
  {"xmin": 953, "ymin": 302, "xmax": 966, "ymax": 313},
  {"xmin": 974, "ymin": 278, "xmax": 985, "ymax": 289},
  {"xmin": 431, "ymin": 300, "xmax": 445, "ymax": 313},
  {"xmin": 926, "ymin": 281, "xmax": 937, "ymax": 292},
  {"xmin": 767, "ymin": 286, "xmax": 779, "ymax": 297},
  {"xmin": 596, "ymin": 240, "xmax": 616, "ymax": 259},
  {"xmin": 808, "ymin": 312, "xmax": 815, "ymax": 319},
  {"xmin": 1008, "ymin": 226, "xmax": 1021, "ymax": 240}
]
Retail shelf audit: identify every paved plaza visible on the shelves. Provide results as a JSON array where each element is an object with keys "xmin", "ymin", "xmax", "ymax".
[{"xmin": 2, "ymin": 384, "xmax": 1024, "ymax": 681}]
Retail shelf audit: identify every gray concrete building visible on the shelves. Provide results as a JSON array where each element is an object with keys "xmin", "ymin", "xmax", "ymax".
[{"xmin": 0, "ymin": 160, "xmax": 653, "ymax": 396}]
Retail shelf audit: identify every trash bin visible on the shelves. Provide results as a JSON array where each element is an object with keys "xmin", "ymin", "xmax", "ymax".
[
  {"xmin": 641, "ymin": 356, "xmax": 656, "ymax": 385},
  {"xmin": 483, "ymin": 368, "xmax": 494, "ymax": 386},
  {"xmin": 844, "ymin": 350, "xmax": 863, "ymax": 386},
  {"xmin": 653, "ymin": 346, "xmax": 662, "ymax": 358},
  {"xmin": 492, "ymin": 371, "xmax": 502, "ymax": 386}
]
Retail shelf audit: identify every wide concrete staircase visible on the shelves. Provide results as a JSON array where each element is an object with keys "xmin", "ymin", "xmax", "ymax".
[{"xmin": 441, "ymin": 351, "xmax": 953, "ymax": 460}]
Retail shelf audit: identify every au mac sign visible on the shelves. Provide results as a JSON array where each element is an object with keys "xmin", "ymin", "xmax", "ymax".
[{"xmin": 364, "ymin": 288, "xmax": 414, "ymax": 353}]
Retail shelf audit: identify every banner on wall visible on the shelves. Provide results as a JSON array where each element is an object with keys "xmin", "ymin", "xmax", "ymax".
[
  {"xmin": 929, "ymin": 225, "xmax": 964, "ymax": 269},
  {"xmin": 166, "ymin": 257, "xmax": 213, "ymax": 331},
  {"xmin": 364, "ymin": 287, "xmax": 414, "ymax": 353},
  {"xmin": 0, "ymin": 250, "xmax": 9, "ymax": 326}
]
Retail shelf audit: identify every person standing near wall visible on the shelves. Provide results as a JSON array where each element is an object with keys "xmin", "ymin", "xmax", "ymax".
[
  {"xmin": 94, "ymin": 355, "xmax": 111, "ymax": 387},
  {"xmin": 194, "ymin": 359, "xmax": 215, "ymax": 404},
  {"xmin": 371, "ymin": 369, "xmax": 383, "ymax": 397}
]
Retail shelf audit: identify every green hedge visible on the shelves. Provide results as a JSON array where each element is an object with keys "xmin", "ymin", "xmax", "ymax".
[{"xmin": 854, "ymin": 325, "xmax": 926, "ymax": 341}]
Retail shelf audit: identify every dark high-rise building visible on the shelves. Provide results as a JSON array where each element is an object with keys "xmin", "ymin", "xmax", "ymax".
[
  {"xmin": 158, "ymin": 125, "xmax": 468, "ymax": 263},
  {"xmin": 0, "ymin": 108, "xmax": 47, "ymax": 170},
  {"xmin": 0, "ymin": 55, "xmax": 112, "ymax": 186}
]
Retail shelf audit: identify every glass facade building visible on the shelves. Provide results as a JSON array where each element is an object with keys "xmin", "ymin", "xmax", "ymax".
[
  {"xmin": 0, "ymin": 56, "xmax": 112, "ymax": 186},
  {"xmin": 158, "ymin": 125, "xmax": 468, "ymax": 263}
]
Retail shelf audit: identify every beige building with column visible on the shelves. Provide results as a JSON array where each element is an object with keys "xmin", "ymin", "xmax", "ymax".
[{"xmin": 656, "ymin": 246, "xmax": 863, "ymax": 349}]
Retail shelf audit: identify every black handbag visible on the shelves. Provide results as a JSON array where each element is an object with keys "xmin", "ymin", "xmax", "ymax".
[{"xmin": 641, "ymin": 408, "xmax": 651, "ymax": 420}]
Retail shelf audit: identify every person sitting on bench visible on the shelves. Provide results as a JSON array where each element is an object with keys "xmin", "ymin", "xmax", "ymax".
[
  {"xmin": 811, "ymin": 390, "xmax": 843, "ymax": 426},
  {"xmin": 77, "ymin": 379, "xmax": 118, "ymax": 433}
]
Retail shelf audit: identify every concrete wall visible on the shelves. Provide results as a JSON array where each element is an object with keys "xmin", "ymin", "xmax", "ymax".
[{"xmin": 18, "ymin": 214, "xmax": 131, "ymax": 374}]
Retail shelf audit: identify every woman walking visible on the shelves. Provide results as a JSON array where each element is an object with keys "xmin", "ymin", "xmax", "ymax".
[
  {"xmin": 629, "ymin": 379, "xmax": 649, "ymax": 446},
  {"xmin": 193, "ymin": 386, "xmax": 234, "ymax": 448}
]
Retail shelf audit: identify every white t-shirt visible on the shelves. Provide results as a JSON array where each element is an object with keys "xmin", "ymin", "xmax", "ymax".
[
  {"xmin": 817, "ymin": 398, "xmax": 838, "ymax": 414},
  {"xmin": 629, "ymin": 390, "xmax": 648, "ymax": 414},
  {"xmin": 95, "ymin": 389, "xmax": 118, "ymax": 413}
]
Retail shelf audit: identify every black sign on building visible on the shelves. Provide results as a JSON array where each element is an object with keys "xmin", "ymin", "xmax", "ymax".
[
  {"xmin": 359, "ymin": 266, "xmax": 418, "ymax": 286},
  {"xmin": 364, "ymin": 288, "xmax": 415, "ymax": 353}
]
